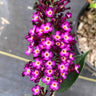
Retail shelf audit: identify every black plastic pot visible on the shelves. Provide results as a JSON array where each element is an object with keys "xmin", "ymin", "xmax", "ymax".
[{"xmin": 74, "ymin": 2, "xmax": 96, "ymax": 72}]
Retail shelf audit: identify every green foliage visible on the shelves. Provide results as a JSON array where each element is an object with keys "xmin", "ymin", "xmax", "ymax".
[
  {"xmin": 38, "ymin": 79, "xmax": 47, "ymax": 92},
  {"xmin": 57, "ymin": 51, "xmax": 89, "ymax": 92},
  {"xmin": 89, "ymin": 3, "xmax": 96, "ymax": 8}
]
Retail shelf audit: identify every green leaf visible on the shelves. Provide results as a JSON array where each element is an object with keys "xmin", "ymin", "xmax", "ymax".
[
  {"xmin": 38, "ymin": 79, "xmax": 47, "ymax": 92},
  {"xmin": 57, "ymin": 51, "xmax": 89, "ymax": 92},
  {"xmin": 89, "ymin": 3, "xmax": 96, "ymax": 8}
]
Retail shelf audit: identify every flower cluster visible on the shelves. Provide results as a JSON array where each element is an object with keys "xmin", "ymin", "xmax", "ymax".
[{"xmin": 22, "ymin": 0, "xmax": 80, "ymax": 96}]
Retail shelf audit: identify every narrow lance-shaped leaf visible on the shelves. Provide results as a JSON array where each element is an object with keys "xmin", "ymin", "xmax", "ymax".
[{"xmin": 57, "ymin": 51, "xmax": 89, "ymax": 92}]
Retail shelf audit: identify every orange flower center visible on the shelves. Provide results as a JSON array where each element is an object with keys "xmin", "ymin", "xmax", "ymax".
[
  {"xmin": 63, "ymin": 26, "xmax": 67, "ymax": 29},
  {"xmin": 45, "ymin": 53, "xmax": 49, "ymax": 57},
  {"xmin": 48, "ymin": 70, "xmax": 52, "ymax": 73},
  {"xmin": 40, "ymin": 29, "xmax": 43, "ymax": 33},
  {"xmin": 62, "ymin": 56, "xmax": 65, "ymax": 60},
  {"xmin": 46, "ymin": 77, "xmax": 50, "ymax": 81},
  {"xmin": 61, "ymin": 65, "xmax": 64, "ymax": 69},
  {"xmin": 27, "ymin": 69, "xmax": 30, "ymax": 73},
  {"xmin": 56, "ymin": 35, "xmax": 59, "ymax": 39},
  {"xmin": 35, "ymin": 71, "xmax": 38, "ymax": 74},
  {"xmin": 56, "ymin": 42, "xmax": 60, "ymax": 46},
  {"xmin": 36, "ymin": 61, "xmax": 40, "ymax": 65},
  {"xmin": 48, "ymin": 61, "xmax": 51, "ymax": 65},
  {"xmin": 46, "ymin": 41, "xmax": 50, "ymax": 45},
  {"xmin": 53, "ymin": 83, "xmax": 56, "ymax": 87},
  {"xmin": 35, "ymin": 50, "xmax": 39, "ymax": 53},
  {"xmin": 35, "ymin": 89, "xmax": 39, "ymax": 93},
  {"xmin": 45, "ymin": 26, "xmax": 49, "ymax": 31},
  {"xmin": 62, "ymin": 49, "xmax": 66, "ymax": 53},
  {"xmin": 64, "ymin": 35, "xmax": 68, "ymax": 40},
  {"xmin": 48, "ymin": 11, "xmax": 52, "ymax": 15}
]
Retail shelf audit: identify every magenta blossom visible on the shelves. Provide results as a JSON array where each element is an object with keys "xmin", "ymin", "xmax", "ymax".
[
  {"xmin": 23, "ymin": 67, "xmax": 31, "ymax": 76},
  {"xmin": 66, "ymin": 12, "xmax": 72, "ymax": 19},
  {"xmin": 33, "ymin": 58, "xmax": 43, "ymax": 69},
  {"xmin": 25, "ymin": 46, "xmax": 33, "ymax": 56},
  {"xmin": 30, "ymin": 76, "xmax": 37, "ymax": 83},
  {"xmin": 41, "ymin": 22, "xmax": 53, "ymax": 33},
  {"xmin": 49, "ymin": 81, "xmax": 59, "ymax": 91},
  {"xmin": 32, "ymin": 69, "xmax": 40, "ymax": 78},
  {"xmin": 44, "ymin": 68, "xmax": 54, "ymax": 76},
  {"xmin": 42, "ymin": 50, "xmax": 53, "ymax": 60},
  {"xmin": 44, "ymin": 60, "xmax": 55, "ymax": 68},
  {"xmin": 42, "ymin": 76, "xmax": 53, "ymax": 85},
  {"xmin": 33, "ymin": 46, "xmax": 41, "ymax": 57},
  {"xmin": 32, "ymin": 85, "xmax": 41, "ymax": 96},
  {"xmin": 58, "ymin": 63, "xmax": 68, "ymax": 72},
  {"xmin": 36, "ymin": 26, "xmax": 44, "ymax": 36},
  {"xmin": 61, "ymin": 56, "xmax": 67, "ymax": 63},
  {"xmin": 60, "ymin": 72, "xmax": 68, "ymax": 79},
  {"xmin": 61, "ymin": 32, "xmax": 73, "ymax": 43},
  {"xmin": 28, "ymin": 25, "xmax": 36, "ymax": 36},
  {"xmin": 42, "ymin": 37, "xmax": 54, "ymax": 49},
  {"xmin": 45, "ymin": 7, "xmax": 53, "ymax": 17},
  {"xmin": 61, "ymin": 21, "xmax": 71, "ymax": 32},
  {"xmin": 52, "ymin": 31, "xmax": 61, "ymax": 41},
  {"xmin": 32, "ymin": 12, "xmax": 39, "ymax": 22},
  {"xmin": 75, "ymin": 64, "xmax": 80, "ymax": 73},
  {"xmin": 69, "ymin": 53, "xmax": 75, "ymax": 61}
]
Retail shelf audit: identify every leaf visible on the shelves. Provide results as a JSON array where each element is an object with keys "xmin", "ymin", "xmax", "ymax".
[
  {"xmin": 57, "ymin": 51, "xmax": 89, "ymax": 92},
  {"xmin": 33, "ymin": 0, "xmax": 39, "ymax": 9},
  {"xmin": 38, "ymin": 79, "xmax": 47, "ymax": 92},
  {"xmin": 89, "ymin": 3, "xmax": 96, "ymax": 8}
]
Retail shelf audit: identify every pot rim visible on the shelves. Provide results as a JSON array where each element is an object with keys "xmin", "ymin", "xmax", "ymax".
[{"xmin": 74, "ymin": 2, "xmax": 96, "ymax": 72}]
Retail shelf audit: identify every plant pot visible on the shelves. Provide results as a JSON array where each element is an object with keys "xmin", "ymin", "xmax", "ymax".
[{"xmin": 74, "ymin": 2, "xmax": 96, "ymax": 72}]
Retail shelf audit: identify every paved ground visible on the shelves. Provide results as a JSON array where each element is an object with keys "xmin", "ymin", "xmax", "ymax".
[{"xmin": 0, "ymin": 0, "xmax": 96, "ymax": 96}]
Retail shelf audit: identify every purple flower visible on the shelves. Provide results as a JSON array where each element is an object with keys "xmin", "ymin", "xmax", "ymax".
[
  {"xmin": 32, "ymin": 70, "xmax": 40, "ymax": 78},
  {"xmin": 66, "ymin": 12, "xmax": 72, "ymax": 19},
  {"xmin": 55, "ymin": 41, "xmax": 60, "ymax": 47},
  {"xmin": 29, "ymin": 25, "xmax": 36, "ymax": 36},
  {"xmin": 60, "ymin": 72, "xmax": 68, "ymax": 79},
  {"xmin": 26, "ymin": 35, "xmax": 34, "ymax": 42},
  {"xmin": 52, "ymin": 31, "xmax": 61, "ymax": 41},
  {"xmin": 45, "ymin": 7, "xmax": 53, "ymax": 17},
  {"xmin": 42, "ymin": 37, "xmax": 54, "ymax": 49},
  {"xmin": 36, "ymin": 27, "xmax": 44, "ymax": 36},
  {"xmin": 75, "ymin": 64, "xmax": 80, "ymax": 73},
  {"xmin": 42, "ymin": 50, "xmax": 53, "ymax": 60},
  {"xmin": 23, "ymin": 67, "xmax": 31, "ymax": 76},
  {"xmin": 41, "ymin": 22, "xmax": 53, "ymax": 33},
  {"xmin": 44, "ymin": 68, "xmax": 54, "ymax": 76},
  {"xmin": 61, "ymin": 21, "xmax": 71, "ymax": 32},
  {"xmin": 69, "ymin": 53, "xmax": 75, "ymax": 61},
  {"xmin": 61, "ymin": 32, "xmax": 73, "ymax": 43},
  {"xmin": 42, "ymin": 76, "xmax": 53, "ymax": 85},
  {"xmin": 32, "ymin": 85, "xmax": 41, "ymax": 95},
  {"xmin": 60, "ymin": 41, "xmax": 67, "ymax": 48},
  {"xmin": 58, "ymin": 63, "xmax": 68, "ymax": 72},
  {"xmin": 33, "ymin": 46, "xmax": 41, "ymax": 57},
  {"xmin": 32, "ymin": 12, "xmax": 39, "ymax": 22},
  {"xmin": 44, "ymin": 60, "xmax": 55, "ymax": 68},
  {"xmin": 49, "ymin": 81, "xmax": 59, "ymax": 91},
  {"xmin": 59, "ymin": 48, "xmax": 70, "ymax": 56},
  {"xmin": 58, "ymin": 78, "xmax": 63, "ymax": 84},
  {"xmin": 25, "ymin": 46, "xmax": 33, "ymax": 56},
  {"xmin": 60, "ymin": 56, "xmax": 67, "ymax": 63},
  {"xmin": 33, "ymin": 58, "xmax": 43, "ymax": 69},
  {"xmin": 30, "ymin": 76, "xmax": 37, "ymax": 83}
]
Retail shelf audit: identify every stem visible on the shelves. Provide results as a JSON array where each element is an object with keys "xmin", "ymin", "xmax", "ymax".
[{"xmin": 52, "ymin": 92, "xmax": 56, "ymax": 96}]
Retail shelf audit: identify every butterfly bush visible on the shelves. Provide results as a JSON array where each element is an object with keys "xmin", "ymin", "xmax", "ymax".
[{"xmin": 22, "ymin": 0, "xmax": 80, "ymax": 96}]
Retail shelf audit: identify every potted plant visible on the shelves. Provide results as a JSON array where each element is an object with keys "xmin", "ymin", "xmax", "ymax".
[
  {"xmin": 22, "ymin": 0, "xmax": 89, "ymax": 96},
  {"xmin": 75, "ymin": 0, "xmax": 96, "ymax": 72}
]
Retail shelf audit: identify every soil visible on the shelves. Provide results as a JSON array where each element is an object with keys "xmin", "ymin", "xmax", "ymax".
[{"xmin": 77, "ymin": 8, "xmax": 96, "ymax": 68}]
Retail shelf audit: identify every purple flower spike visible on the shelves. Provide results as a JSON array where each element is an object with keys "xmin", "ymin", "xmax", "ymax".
[
  {"xmin": 58, "ymin": 63, "xmax": 68, "ymax": 72},
  {"xmin": 42, "ymin": 50, "xmax": 53, "ymax": 60},
  {"xmin": 23, "ymin": 67, "xmax": 31, "ymax": 76},
  {"xmin": 32, "ymin": 12, "xmax": 39, "ymax": 22},
  {"xmin": 33, "ymin": 46, "xmax": 41, "ymax": 57},
  {"xmin": 25, "ymin": 46, "xmax": 33, "ymax": 56},
  {"xmin": 33, "ymin": 58, "xmax": 43, "ymax": 69},
  {"xmin": 66, "ymin": 12, "xmax": 72, "ymax": 19},
  {"xmin": 32, "ymin": 70, "xmax": 40, "ymax": 78},
  {"xmin": 53, "ymin": 31, "xmax": 61, "ymax": 41},
  {"xmin": 44, "ymin": 68, "xmax": 54, "ymax": 76},
  {"xmin": 75, "ymin": 64, "xmax": 80, "ymax": 73},
  {"xmin": 43, "ymin": 37, "xmax": 54, "ymax": 49},
  {"xmin": 41, "ymin": 22, "xmax": 53, "ymax": 33},
  {"xmin": 32, "ymin": 85, "xmax": 41, "ymax": 96},
  {"xmin": 49, "ymin": 81, "xmax": 59, "ymax": 91},
  {"xmin": 60, "ymin": 72, "xmax": 68, "ymax": 79},
  {"xmin": 61, "ymin": 21, "xmax": 71, "ymax": 32},
  {"xmin": 42, "ymin": 76, "xmax": 53, "ymax": 85},
  {"xmin": 45, "ymin": 7, "xmax": 53, "ymax": 17},
  {"xmin": 44, "ymin": 60, "xmax": 55, "ymax": 68},
  {"xmin": 29, "ymin": 25, "xmax": 36, "ymax": 36}
]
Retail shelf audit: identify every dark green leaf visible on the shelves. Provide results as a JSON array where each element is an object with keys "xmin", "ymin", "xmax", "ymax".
[
  {"xmin": 38, "ymin": 79, "xmax": 47, "ymax": 92},
  {"xmin": 89, "ymin": 3, "xmax": 96, "ymax": 8},
  {"xmin": 57, "ymin": 51, "xmax": 89, "ymax": 92}
]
